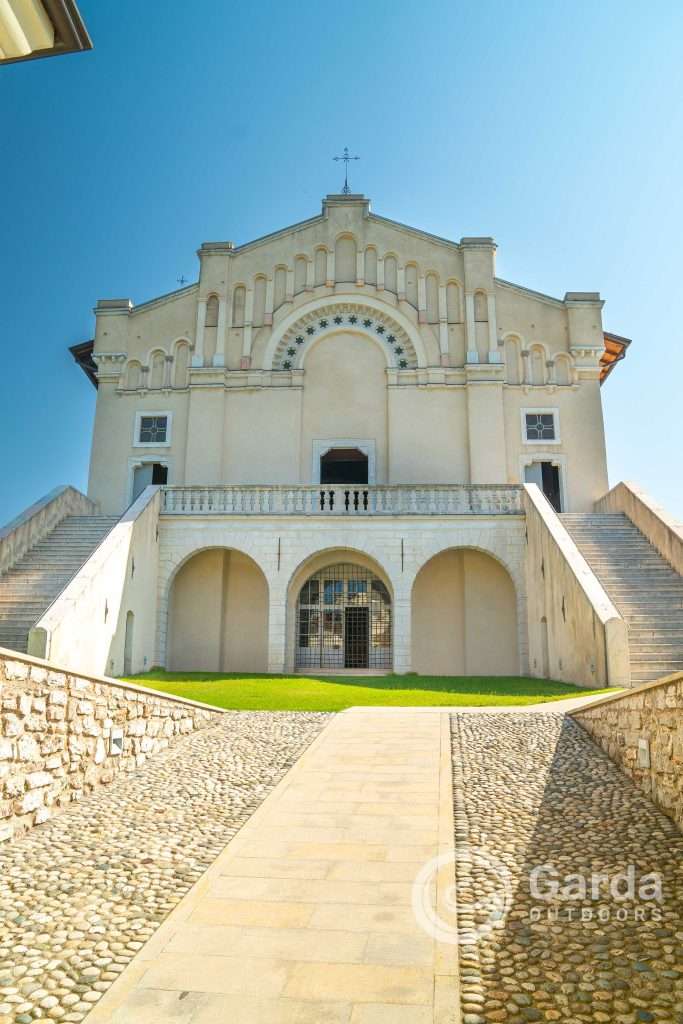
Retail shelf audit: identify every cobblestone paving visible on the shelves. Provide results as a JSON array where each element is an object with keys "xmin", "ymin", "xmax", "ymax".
[
  {"xmin": 0, "ymin": 712, "xmax": 329, "ymax": 1024},
  {"xmin": 452, "ymin": 712, "xmax": 683, "ymax": 1024}
]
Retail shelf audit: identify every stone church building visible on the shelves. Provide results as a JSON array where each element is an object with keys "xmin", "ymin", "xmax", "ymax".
[{"xmin": 4, "ymin": 193, "xmax": 681, "ymax": 690}]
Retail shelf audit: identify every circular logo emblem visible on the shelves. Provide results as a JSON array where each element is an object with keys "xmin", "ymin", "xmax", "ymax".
[{"xmin": 411, "ymin": 844, "xmax": 513, "ymax": 945}]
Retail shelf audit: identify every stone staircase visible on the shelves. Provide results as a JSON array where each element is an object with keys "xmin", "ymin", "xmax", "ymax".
[
  {"xmin": 0, "ymin": 515, "xmax": 118, "ymax": 654},
  {"xmin": 560, "ymin": 512, "xmax": 683, "ymax": 685}
]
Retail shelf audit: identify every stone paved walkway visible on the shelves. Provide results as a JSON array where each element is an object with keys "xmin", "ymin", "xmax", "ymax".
[
  {"xmin": 86, "ymin": 708, "xmax": 458, "ymax": 1024},
  {"xmin": 0, "ymin": 713, "xmax": 328, "ymax": 1024},
  {"xmin": 452, "ymin": 713, "xmax": 683, "ymax": 1024}
]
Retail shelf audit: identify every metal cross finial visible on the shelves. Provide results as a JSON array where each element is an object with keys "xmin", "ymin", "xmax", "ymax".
[
  {"xmin": 333, "ymin": 146, "xmax": 360, "ymax": 194},
  {"xmin": 177, "ymin": 275, "xmax": 187, "ymax": 286}
]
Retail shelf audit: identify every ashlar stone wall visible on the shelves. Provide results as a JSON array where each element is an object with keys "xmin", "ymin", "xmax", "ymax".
[
  {"xmin": 573, "ymin": 672, "xmax": 683, "ymax": 830},
  {"xmin": 0, "ymin": 650, "xmax": 221, "ymax": 843}
]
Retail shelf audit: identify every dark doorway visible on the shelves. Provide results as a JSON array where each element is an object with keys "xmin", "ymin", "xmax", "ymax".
[
  {"xmin": 524, "ymin": 461, "xmax": 562, "ymax": 512},
  {"xmin": 344, "ymin": 607, "xmax": 369, "ymax": 668},
  {"xmin": 132, "ymin": 462, "xmax": 168, "ymax": 502},
  {"xmin": 541, "ymin": 463, "xmax": 561, "ymax": 512},
  {"xmin": 320, "ymin": 448, "xmax": 368, "ymax": 485}
]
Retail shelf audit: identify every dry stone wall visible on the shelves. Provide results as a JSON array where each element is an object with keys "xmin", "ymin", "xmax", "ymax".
[
  {"xmin": 573, "ymin": 672, "xmax": 683, "ymax": 830},
  {"xmin": 0, "ymin": 650, "xmax": 220, "ymax": 843}
]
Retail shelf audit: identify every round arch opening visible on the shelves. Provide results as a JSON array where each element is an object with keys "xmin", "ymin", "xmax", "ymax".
[
  {"xmin": 411, "ymin": 547, "xmax": 519, "ymax": 676},
  {"xmin": 168, "ymin": 547, "xmax": 268, "ymax": 673},
  {"xmin": 295, "ymin": 562, "xmax": 392, "ymax": 671}
]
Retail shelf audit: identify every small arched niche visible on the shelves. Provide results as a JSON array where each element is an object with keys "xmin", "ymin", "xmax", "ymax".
[
  {"xmin": 365, "ymin": 247, "xmax": 377, "ymax": 286},
  {"xmin": 504, "ymin": 336, "xmax": 522, "ymax": 385},
  {"xmin": 554, "ymin": 354, "xmax": 572, "ymax": 386},
  {"xmin": 474, "ymin": 291, "xmax": 488, "ymax": 322},
  {"xmin": 252, "ymin": 276, "xmax": 267, "ymax": 327},
  {"xmin": 335, "ymin": 235, "xmax": 357, "ymax": 283},
  {"xmin": 125, "ymin": 360, "xmax": 142, "ymax": 390},
  {"xmin": 149, "ymin": 351, "xmax": 165, "ymax": 389},
  {"xmin": 426, "ymin": 272, "xmax": 439, "ymax": 323},
  {"xmin": 384, "ymin": 254, "xmax": 398, "ymax": 294},
  {"xmin": 232, "ymin": 285, "xmax": 246, "ymax": 327},
  {"xmin": 294, "ymin": 256, "xmax": 307, "ymax": 294},
  {"xmin": 314, "ymin": 247, "xmax": 328, "ymax": 286},
  {"xmin": 173, "ymin": 341, "xmax": 190, "ymax": 388}
]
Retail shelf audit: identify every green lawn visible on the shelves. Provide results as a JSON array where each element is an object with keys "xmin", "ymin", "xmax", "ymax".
[{"xmin": 123, "ymin": 670, "xmax": 609, "ymax": 712}]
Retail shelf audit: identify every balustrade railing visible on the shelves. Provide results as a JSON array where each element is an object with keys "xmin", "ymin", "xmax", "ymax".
[{"xmin": 160, "ymin": 485, "xmax": 523, "ymax": 516}]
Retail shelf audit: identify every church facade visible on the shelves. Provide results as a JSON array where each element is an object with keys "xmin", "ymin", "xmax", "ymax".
[{"xmin": 67, "ymin": 194, "xmax": 632, "ymax": 681}]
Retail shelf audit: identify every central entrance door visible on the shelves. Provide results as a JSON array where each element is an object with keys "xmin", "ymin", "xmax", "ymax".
[
  {"xmin": 344, "ymin": 607, "xmax": 369, "ymax": 668},
  {"xmin": 296, "ymin": 563, "xmax": 391, "ymax": 670}
]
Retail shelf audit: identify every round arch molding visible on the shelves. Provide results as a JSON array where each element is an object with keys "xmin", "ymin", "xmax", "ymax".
[{"xmin": 265, "ymin": 297, "xmax": 425, "ymax": 371}]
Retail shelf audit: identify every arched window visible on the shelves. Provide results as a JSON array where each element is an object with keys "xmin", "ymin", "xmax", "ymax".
[
  {"xmin": 426, "ymin": 273, "xmax": 439, "ymax": 323},
  {"xmin": 173, "ymin": 342, "xmax": 189, "ymax": 388},
  {"xmin": 365, "ymin": 247, "xmax": 377, "ymax": 286},
  {"xmin": 252, "ymin": 276, "xmax": 266, "ymax": 327},
  {"xmin": 232, "ymin": 285, "xmax": 246, "ymax": 327},
  {"xmin": 554, "ymin": 354, "xmax": 572, "ymax": 386},
  {"xmin": 335, "ymin": 235, "xmax": 356, "ymax": 283},
  {"xmin": 273, "ymin": 266, "xmax": 287, "ymax": 310},
  {"xmin": 405, "ymin": 264, "xmax": 418, "ymax": 308},
  {"xmin": 125, "ymin": 360, "xmax": 142, "ymax": 390},
  {"xmin": 446, "ymin": 281, "xmax": 461, "ymax": 323},
  {"xmin": 474, "ymin": 291, "xmax": 488, "ymax": 321},
  {"xmin": 384, "ymin": 254, "xmax": 398, "ymax": 293},
  {"xmin": 504, "ymin": 337, "xmax": 522, "ymax": 385},
  {"xmin": 294, "ymin": 256, "xmax": 307, "ymax": 294},
  {"xmin": 205, "ymin": 295, "xmax": 219, "ymax": 328},
  {"xmin": 149, "ymin": 351, "xmax": 165, "ymax": 389},
  {"xmin": 314, "ymin": 247, "xmax": 327, "ymax": 286}
]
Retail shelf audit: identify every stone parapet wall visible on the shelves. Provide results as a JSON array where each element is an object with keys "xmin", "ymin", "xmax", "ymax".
[
  {"xmin": 573, "ymin": 673, "xmax": 683, "ymax": 830},
  {"xmin": 0, "ymin": 648, "xmax": 221, "ymax": 843},
  {"xmin": 0, "ymin": 485, "xmax": 96, "ymax": 575},
  {"xmin": 523, "ymin": 483, "xmax": 629, "ymax": 688},
  {"xmin": 595, "ymin": 480, "xmax": 683, "ymax": 578}
]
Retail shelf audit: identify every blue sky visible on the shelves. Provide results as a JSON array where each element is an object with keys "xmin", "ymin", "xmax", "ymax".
[{"xmin": 1, "ymin": 0, "xmax": 682, "ymax": 524}]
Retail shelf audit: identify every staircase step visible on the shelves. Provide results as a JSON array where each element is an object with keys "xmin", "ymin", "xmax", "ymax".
[
  {"xmin": 0, "ymin": 513, "xmax": 117, "ymax": 655},
  {"xmin": 561, "ymin": 511, "xmax": 683, "ymax": 683}
]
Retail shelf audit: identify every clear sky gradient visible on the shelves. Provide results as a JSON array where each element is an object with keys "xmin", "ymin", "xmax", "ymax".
[{"xmin": 2, "ymin": 0, "xmax": 681, "ymax": 524}]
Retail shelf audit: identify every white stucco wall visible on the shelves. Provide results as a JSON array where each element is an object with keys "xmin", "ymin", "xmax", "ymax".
[
  {"xmin": 85, "ymin": 195, "xmax": 612, "ymax": 517},
  {"xmin": 28, "ymin": 488, "xmax": 161, "ymax": 677},
  {"xmin": 157, "ymin": 514, "xmax": 528, "ymax": 676}
]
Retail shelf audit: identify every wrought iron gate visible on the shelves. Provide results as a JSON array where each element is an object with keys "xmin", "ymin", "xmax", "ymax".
[{"xmin": 295, "ymin": 563, "xmax": 392, "ymax": 670}]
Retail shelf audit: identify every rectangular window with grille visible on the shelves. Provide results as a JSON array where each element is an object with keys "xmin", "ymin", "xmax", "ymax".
[
  {"xmin": 133, "ymin": 411, "xmax": 171, "ymax": 448},
  {"xmin": 525, "ymin": 412, "xmax": 556, "ymax": 441},
  {"xmin": 138, "ymin": 415, "xmax": 168, "ymax": 444}
]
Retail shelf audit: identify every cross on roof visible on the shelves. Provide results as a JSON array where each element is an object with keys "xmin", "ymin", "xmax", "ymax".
[{"xmin": 333, "ymin": 146, "xmax": 360, "ymax": 195}]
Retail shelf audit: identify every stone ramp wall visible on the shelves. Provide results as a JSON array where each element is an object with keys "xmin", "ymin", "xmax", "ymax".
[
  {"xmin": 0, "ymin": 648, "xmax": 221, "ymax": 843},
  {"xmin": 572, "ymin": 672, "xmax": 683, "ymax": 830}
]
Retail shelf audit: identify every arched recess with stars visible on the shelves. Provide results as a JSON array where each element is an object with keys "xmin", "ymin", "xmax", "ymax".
[{"xmin": 264, "ymin": 296, "xmax": 425, "ymax": 370}]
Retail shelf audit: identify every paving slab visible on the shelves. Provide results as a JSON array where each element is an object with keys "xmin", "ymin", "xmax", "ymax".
[{"xmin": 86, "ymin": 709, "xmax": 459, "ymax": 1023}]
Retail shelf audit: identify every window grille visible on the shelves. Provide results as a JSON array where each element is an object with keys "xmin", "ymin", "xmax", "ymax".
[
  {"xmin": 525, "ymin": 413, "xmax": 555, "ymax": 441},
  {"xmin": 296, "ymin": 563, "xmax": 392, "ymax": 670},
  {"xmin": 139, "ymin": 415, "xmax": 167, "ymax": 444}
]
